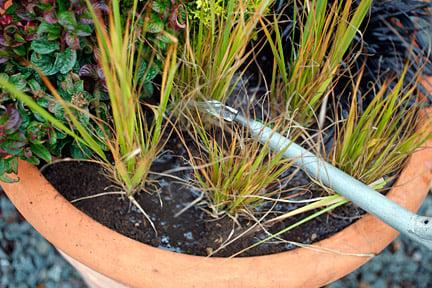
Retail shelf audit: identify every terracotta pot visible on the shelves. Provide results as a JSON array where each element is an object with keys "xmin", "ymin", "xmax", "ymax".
[{"xmin": 2, "ymin": 104, "xmax": 432, "ymax": 287}]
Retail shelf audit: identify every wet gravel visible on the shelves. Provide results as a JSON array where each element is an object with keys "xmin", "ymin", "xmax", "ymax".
[
  {"xmin": 0, "ymin": 194, "xmax": 85, "ymax": 288},
  {"xmin": 0, "ymin": 191, "xmax": 431, "ymax": 287}
]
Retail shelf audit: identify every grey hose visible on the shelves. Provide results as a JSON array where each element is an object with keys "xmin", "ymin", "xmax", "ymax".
[
  {"xmin": 200, "ymin": 100, "xmax": 432, "ymax": 249},
  {"xmin": 235, "ymin": 114, "xmax": 432, "ymax": 250}
]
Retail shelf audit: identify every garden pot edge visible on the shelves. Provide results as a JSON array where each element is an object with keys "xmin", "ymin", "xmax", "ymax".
[{"xmin": 2, "ymin": 111, "xmax": 432, "ymax": 288}]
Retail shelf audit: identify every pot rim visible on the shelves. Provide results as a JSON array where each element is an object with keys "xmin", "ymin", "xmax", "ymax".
[{"xmin": 2, "ymin": 115, "xmax": 432, "ymax": 288}]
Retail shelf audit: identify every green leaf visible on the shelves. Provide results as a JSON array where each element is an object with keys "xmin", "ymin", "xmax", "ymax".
[
  {"xmin": 141, "ymin": 81, "xmax": 154, "ymax": 98},
  {"xmin": 152, "ymin": 0, "xmax": 167, "ymax": 13},
  {"xmin": 56, "ymin": 131, "xmax": 67, "ymax": 140},
  {"xmin": 0, "ymin": 77, "xmax": 107, "ymax": 161},
  {"xmin": 31, "ymin": 53, "xmax": 58, "ymax": 76},
  {"xmin": 56, "ymin": 0, "xmax": 69, "ymax": 13},
  {"xmin": 8, "ymin": 157, "xmax": 18, "ymax": 174},
  {"xmin": 14, "ymin": 33, "xmax": 26, "ymax": 43},
  {"xmin": 36, "ymin": 97, "xmax": 49, "ymax": 108},
  {"xmin": 0, "ymin": 157, "xmax": 20, "ymax": 182},
  {"xmin": 0, "ymin": 159, "xmax": 6, "ymax": 175},
  {"xmin": 48, "ymin": 129, "xmax": 58, "ymax": 145},
  {"xmin": 58, "ymin": 11, "xmax": 78, "ymax": 31},
  {"xmin": 0, "ymin": 141, "xmax": 26, "ymax": 156},
  {"xmin": 12, "ymin": 46, "xmax": 26, "ymax": 57},
  {"xmin": 76, "ymin": 24, "xmax": 93, "ymax": 37},
  {"xmin": 26, "ymin": 122, "xmax": 48, "ymax": 144},
  {"xmin": 138, "ymin": 62, "xmax": 159, "ymax": 82},
  {"xmin": 60, "ymin": 73, "xmax": 77, "ymax": 95},
  {"xmin": 31, "ymin": 38, "xmax": 60, "ymax": 54},
  {"xmin": 147, "ymin": 14, "xmax": 164, "ymax": 33},
  {"xmin": 54, "ymin": 48, "xmax": 77, "ymax": 74},
  {"xmin": 9, "ymin": 74, "xmax": 27, "ymax": 90},
  {"xmin": 0, "ymin": 174, "xmax": 19, "ymax": 183},
  {"xmin": 28, "ymin": 79, "xmax": 42, "ymax": 92},
  {"xmin": 51, "ymin": 103, "xmax": 66, "ymax": 121},
  {"xmin": 30, "ymin": 144, "xmax": 52, "ymax": 162},
  {"xmin": 25, "ymin": 155, "xmax": 40, "ymax": 166},
  {"xmin": 70, "ymin": 141, "xmax": 92, "ymax": 159},
  {"xmin": 37, "ymin": 23, "xmax": 61, "ymax": 40},
  {"xmin": 157, "ymin": 33, "xmax": 173, "ymax": 44}
]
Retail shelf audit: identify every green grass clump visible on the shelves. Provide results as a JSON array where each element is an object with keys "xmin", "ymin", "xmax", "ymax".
[
  {"xmin": 183, "ymin": 111, "xmax": 294, "ymax": 217},
  {"xmin": 85, "ymin": 0, "xmax": 178, "ymax": 196},
  {"xmin": 263, "ymin": 0, "xmax": 372, "ymax": 125},
  {"xmin": 258, "ymin": 67, "xmax": 432, "ymax": 248},
  {"xmin": 330, "ymin": 67, "xmax": 432, "ymax": 186},
  {"xmin": 177, "ymin": 0, "xmax": 272, "ymax": 103},
  {"xmin": 0, "ymin": 0, "xmax": 178, "ymax": 199}
]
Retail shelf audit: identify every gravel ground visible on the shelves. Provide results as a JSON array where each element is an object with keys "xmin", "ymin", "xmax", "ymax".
[
  {"xmin": 0, "ymin": 195, "xmax": 85, "ymax": 288},
  {"xmin": 0, "ymin": 192, "xmax": 431, "ymax": 288}
]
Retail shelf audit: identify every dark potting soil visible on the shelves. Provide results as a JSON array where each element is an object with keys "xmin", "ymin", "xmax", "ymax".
[
  {"xmin": 41, "ymin": 0, "xmax": 430, "ymax": 259},
  {"xmin": 42, "ymin": 154, "xmax": 364, "ymax": 257}
]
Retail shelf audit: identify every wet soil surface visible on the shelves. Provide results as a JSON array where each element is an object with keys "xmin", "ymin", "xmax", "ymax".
[{"xmin": 42, "ymin": 153, "xmax": 364, "ymax": 257}]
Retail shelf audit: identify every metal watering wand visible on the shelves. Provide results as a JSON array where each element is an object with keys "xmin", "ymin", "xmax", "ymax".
[{"xmin": 198, "ymin": 100, "xmax": 432, "ymax": 250}]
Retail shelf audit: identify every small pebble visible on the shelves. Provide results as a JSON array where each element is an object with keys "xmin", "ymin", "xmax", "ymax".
[
  {"xmin": 161, "ymin": 235, "xmax": 170, "ymax": 244},
  {"xmin": 310, "ymin": 233, "xmax": 317, "ymax": 241},
  {"xmin": 183, "ymin": 232, "xmax": 194, "ymax": 240},
  {"xmin": 206, "ymin": 247, "xmax": 213, "ymax": 256}
]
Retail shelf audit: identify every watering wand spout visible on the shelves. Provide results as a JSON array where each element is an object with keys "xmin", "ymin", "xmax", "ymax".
[{"xmin": 199, "ymin": 100, "xmax": 432, "ymax": 250}]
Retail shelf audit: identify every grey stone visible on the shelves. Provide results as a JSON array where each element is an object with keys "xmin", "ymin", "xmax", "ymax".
[{"xmin": 47, "ymin": 265, "xmax": 62, "ymax": 281}]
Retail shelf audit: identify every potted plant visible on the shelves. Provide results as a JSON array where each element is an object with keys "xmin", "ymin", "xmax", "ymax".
[{"xmin": 1, "ymin": 0, "xmax": 431, "ymax": 287}]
